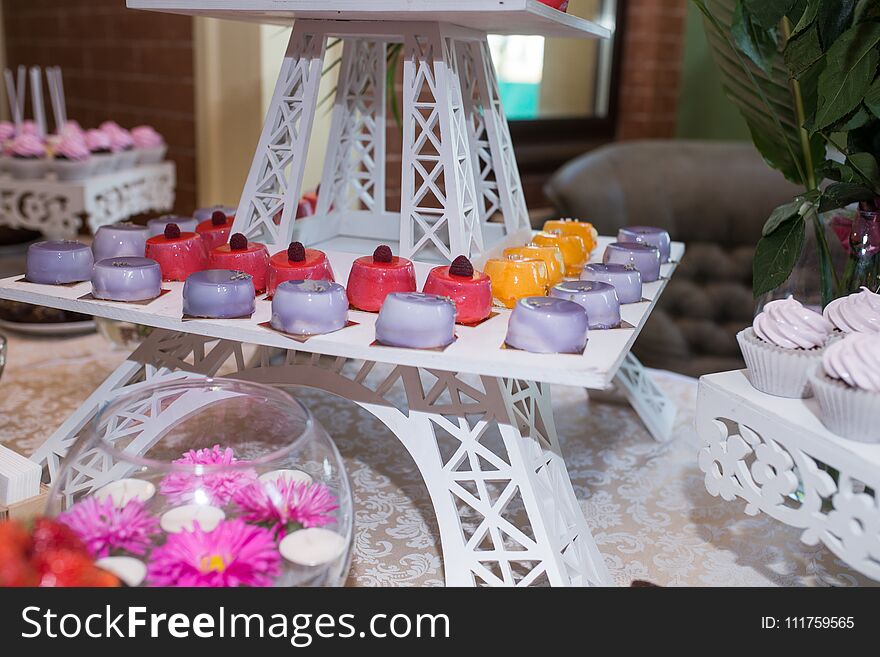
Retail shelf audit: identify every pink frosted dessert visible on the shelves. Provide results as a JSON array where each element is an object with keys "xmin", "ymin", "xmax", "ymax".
[
  {"xmin": 107, "ymin": 127, "xmax": 134, "ymax": 153},
  {"xmin": 10, "ymin": 133, "xmax": 45, "ymax": 159},
  {"xmin": 822, "ymin": 287, "xmax": 880, "ymax": 334},
  {"xmin": 53, "ymin": 133, "xmax": 93, "ymax": 181},
  {"xmin": 0, "ymin": 121, "xmax": 15, "ymax": 144},
  {"xmin": 86, "ymin": 128, "xmax": 115, "ymax": 174},
  {"xmin": 131, "ymin": 125, "xmax": 166, "ymax": 164},
  {"xmin": 20, "ymin": 120, "xmax": 40, "ymax": 136},
  {"xmin": 8, "ymin": 133, "xmax": 48, "ymax": 179}
]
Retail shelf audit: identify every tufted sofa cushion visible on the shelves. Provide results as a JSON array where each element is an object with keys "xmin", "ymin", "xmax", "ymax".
[{"xmin": 544, "ymin": 140, "xmax": 801, "ymax": 377}]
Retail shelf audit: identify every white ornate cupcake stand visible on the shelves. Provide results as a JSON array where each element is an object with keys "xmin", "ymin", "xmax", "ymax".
[
  {"xmin": 696, "ymin": 370, "xmax": 880, "ymax": 582},
  {"xmin": 0, "ymin": 1, "xmax": 683, "ymax": 586},
  {"xmin": 0, "ymin": 162, "xmax": 176, "ymax": 239}
]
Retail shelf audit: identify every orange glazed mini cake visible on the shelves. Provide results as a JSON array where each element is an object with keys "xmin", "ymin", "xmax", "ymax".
[{"xmin": 543, "ymin": 219, "xmax": 598, "ymax": 254}]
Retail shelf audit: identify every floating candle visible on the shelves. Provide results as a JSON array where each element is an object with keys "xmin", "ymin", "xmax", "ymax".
[
  {"xmin": 144, "ymin": 223, "xmax": 208, "ymax": 281},
  {"xmin": 504, "ymin": 244, "xmax": 565, "ymax": 286},
  {"xmin": 92, "ymin": 222, "xmax": 150, "ymax": 261},
  {"xmin": 91, "ymin": 257, "xmax": 163, "ymax": 302},
  {"xmin": 543, "ymin": 219, "xmax": 598, "ymax": 254},
  {"xmin": 26, "ymin": 240, "xmax": 94, "ymax": 284},
  {"xmin": 93, "ymin": 478, "xmax": 156, "ymax": 507},
  {"xmin": 183, "ymin": 269, "xmax": 256, "ymax": 318},
  {"xmin": 550, "ymin": 280, "xmax": 621, "ymax": 329},
  {"xmin": 375, "ymin": 292, "xmax": 456, "ymax": 349},
  {"xmin": 505, "ymin": 297, "xmax": 588, "ymax": 354},
  {"xmin": 532, "ymin": 231, "xmax": 587, "ymax": 276},
  {"xmin": 258, "ymin": 469, "xmax": 313, "ymax": 486},
  {"xmin": 347, "ymin": 245, "xmax": 416, "ymax": 312},
  {"xmin": 580, "ymin": 263, "xmax": 643, "ymax": 304},
  {"xmin": 160, "ymin": 504, "xmax": 225, "ymax": 533},
  {"xmin": 617, "ymin": 226, "xmax": 672, "ymax": 263},
  {"xmin": 602, "ymin": 242, "xmax": 661, "ymax": 282},
  {"xmin": 208, "ymin": 234, "xmax": 270, "ymax": 293},
  {"xmin": 279, "ymin": 528, "xmax": 347, "ymax": 567},
  {"xmin": 271, "ymin": 279, "xmax": 348, "ymax": 336},
  {"xmin": 422, "ymin": 256, "xmax": 492, "ymax": 324},
  {"xmin": 483, "ymin": 255, "xmax": 548, "ymax": 308},
  {"xmin": 267, "ymin": 242, "xmax": 335, "ymax": 296},
  {"xmin": 95, "ymin": 556, "xmax": 146, "ymax": 587},
  {"xmin": 147, "ymin": 215, "xmax": 198, "ymax": 237}
]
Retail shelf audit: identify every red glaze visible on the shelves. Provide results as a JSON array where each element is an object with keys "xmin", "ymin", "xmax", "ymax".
[
  {"xmin": 539, "ymin": 0, "xmax": 569, "ymax": 9},
  {"xmin": 347, "ymin": 255, "xmax": 416, "ymax": 312},
  {"xmin": 423, "ymin": 265, "xmax": 493, "ymax": 324},
  {"xmin": 295, "ymin": 199, "xmax": 313, "ymax": 219},
  {"xmin": 195, "ymin": 217, "xmax": 233, "ymax": 251},
  {"xmin": 302, "ymin": 191, "xmax": 318, "ymax": 214},
  {"xmin": 144, "ymin": 232, "xmax": 207, "ymax": 281},
  {"xmin": 208, "ymin": 242, "xmax": 270, "ymax": 293},
  {"xmin": 267, "ymin": 248, "xmax": 334, "ymax": 295}
]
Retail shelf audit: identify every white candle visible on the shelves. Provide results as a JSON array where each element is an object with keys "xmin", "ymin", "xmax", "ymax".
[
  {"xmin": 259, "ymin": 469, "xmax": 313, "ymax": 486},
  {"xmin": 279, "ymin": 528, "xmax": 346, "ymax": 567},
  {"xmin": 160, "ymin": 504, "xmax": 225, "ymax": 534},
  {"xmin": 95, "ymin": 556, "xmax": 146, "ymax": 587},
  {"xmin": 93, "ymin": 478, "xmax": 155, "ymax": 507}
]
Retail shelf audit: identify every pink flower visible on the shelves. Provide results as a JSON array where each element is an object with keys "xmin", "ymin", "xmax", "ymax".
[
  {"xmin": 59, "ymin": 496, "xmax": 159, "ymax": 558},
  {"xmin": 233, "ymin": 478, "xmax": 338, "ymax": 536},
  {"xmin": 159, "ymin": 444, "xmax": 257, "ymax": 506},
  {"xmin": 146, "ymin": 519, "xmax": 280, "ymax": 587}
]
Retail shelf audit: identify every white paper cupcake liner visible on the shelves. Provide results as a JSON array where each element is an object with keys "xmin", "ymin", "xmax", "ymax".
[
  {"xmin": 52, "ymin": 158, "xmax": 95, "ymax": 181},
  {"xmin": 136, "ymin": 145, "xmax": 166, "ymax": 165},
  {"xmin": 809, "ymin": 368, "xmax": 880, "ymax": 443},
  {"xmin": 737, "ymin": 328, "xmax": 823, "ymax": 398},
  {"xmin": 7, "ymin": 157, "xmax": 49, "ymax": 180}
]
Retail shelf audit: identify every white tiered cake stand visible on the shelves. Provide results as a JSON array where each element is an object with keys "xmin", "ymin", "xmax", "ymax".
[
  {"xmin": 0, "ymin": 162, "xmax": 176, "ymax": 239},
  {"xmin": 0, "ymin": 2, "xmax": 683, "ymax": 587}
]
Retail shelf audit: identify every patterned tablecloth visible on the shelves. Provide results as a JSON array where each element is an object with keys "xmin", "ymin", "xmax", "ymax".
[{"xmin": 0, "ymin": 331, "xmax": 871, "ymax": 587}]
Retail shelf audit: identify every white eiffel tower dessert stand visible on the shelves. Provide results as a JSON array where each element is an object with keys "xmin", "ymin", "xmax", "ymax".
[{"xmin": 0, "ymin": 1, "xmax": 683, "ymax": 587}]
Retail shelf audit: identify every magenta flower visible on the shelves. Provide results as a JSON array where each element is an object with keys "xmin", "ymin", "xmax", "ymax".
[
  {"xmin": 59, "ymin": 496, "xmax": 159, "ymax": 558},
  {"xmin": 159, "ymin": 444, "xmax": 257, "ymax": 506},
  {"xmin": 233, "ymin": 478, "xmax": 338, "ymax": 536},
  {"xmin": 146, "ymin": 519, "xmax": 280, "ymax": 587}
]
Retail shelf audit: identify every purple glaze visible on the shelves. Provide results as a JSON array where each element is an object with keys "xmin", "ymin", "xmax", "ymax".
[
  {"xmin": 147, "ymin": 215, "xmax": 198, "ymax": 237},
  {"xmin": 194, "ymin": 206, "xmax": 236, "ymax": 222},
  {"xmin": 375, "ymin": 292, "xmax": 455, "ymax": 349},
  {"xmin": 26, "ymin": 240, "xmax": 93, "ymax": 284},
  {"xmin": 505, "ymin": 297, "xmax": 588, "ymax": 354},
  {"xmin": 92, "ymin": 222, "xmax": 150, "ymax": 261},
  {"xmin": 182, "ymin": 269, "xmax": 255, "ymax": 318},
  {"xmin": 580, "ymin": 262, "xmax": 642, "ymax": 304},
  {"xmin": 550, "ymin": 280, "xmax": 621, "ymax": 329},
  {"xmin": 602, "ymin": 242, "xmax": 661, "ymax": 282},
  {"xmin": 91, "ymin": 257, "xmax": 162, "ymax": 301},
  {"xmin": 271, "ymin": 279, "xmax": 348, "ymax": 336},
  {"xmin": 617, "ymin": 226, "xmax": 671, "ymax": 263}
]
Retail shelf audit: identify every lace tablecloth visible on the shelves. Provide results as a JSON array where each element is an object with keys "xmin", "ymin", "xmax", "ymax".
[{"xmin": 0, "ymin": 331, "xmax": 870, "ymax": 587}]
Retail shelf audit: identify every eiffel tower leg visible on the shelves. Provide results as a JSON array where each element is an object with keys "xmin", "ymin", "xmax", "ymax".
[{"xmin": 232, "ymin": 21, "xmax": 328, "ymax": 248}]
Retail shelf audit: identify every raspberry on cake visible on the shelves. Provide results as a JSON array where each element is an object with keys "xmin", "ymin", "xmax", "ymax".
[
  {"xmin": 144, "ymin": 223, "xmax": 208, "ymax": 281},
  {"xmin": 207, "ymin": 233, "xmax": 270, "ymax": 293},
  {"xmin": 422, "ymin": 255, "xmax": 492, "ymax": 325},
  {"xmin": 346, "ymin": 245, "xmax": 416, "ymax": 312},
  {"xmin": 196, "ymin": 209, "xmax": 234, "ymax": 251}
]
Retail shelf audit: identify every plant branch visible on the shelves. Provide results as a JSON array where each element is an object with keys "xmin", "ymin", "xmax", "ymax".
[{"xmin": 781, "ymin": 17, "xmax": 817, "ymax": 191}]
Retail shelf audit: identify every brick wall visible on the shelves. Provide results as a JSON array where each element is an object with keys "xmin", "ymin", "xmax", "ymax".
[
  {"xmin": 616, "ymin": 0, "xmax": 688, "ymax": 139},
  {"xmin": 3, "ymin": 0, "xmax": 197, "ymax": 213}
]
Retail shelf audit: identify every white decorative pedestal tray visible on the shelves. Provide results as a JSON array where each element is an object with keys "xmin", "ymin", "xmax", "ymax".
[
  {"xmin": 696, "ymin": 370, "xmax": 880, "ymax": 582},
  {"xmin": 2, "ymin": 1, "xmax": 681, "ymax": 586},
  {"xmin": 0, "ymin": 162, "xmax": 176, "ymax": 239},
  {"xmin": 0, "ymin": 239, "xmax": 682, "ymax": 587}
]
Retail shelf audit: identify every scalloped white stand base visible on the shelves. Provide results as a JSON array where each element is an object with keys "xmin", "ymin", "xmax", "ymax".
[
  {"xmin": 0, "ymin": 162, "xmax": 176, "ymax": 239},
  {"xmin": 696, "ymin": 370, "xmax": 880, "ymax": 582},
  {"xmin": 35, "ymin": 329, "xmax": 612, "ymax": 587}
]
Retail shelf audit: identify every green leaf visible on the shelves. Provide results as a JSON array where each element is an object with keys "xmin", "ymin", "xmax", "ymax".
[
  {"xmin": 848, "ymin": 152, "xmax": 880, "ymax": 193},
  {"xmin": 784, "ymin": 20, "xmax": 823, "ymax": 78},
  {"xmin": 817, "ymin": 0, "xmax": 856, "ymax": 46},
  {"xmin": 731, "ymin": 2, "xmax": 778, "ymax": 75},
  {"xmin": 746, "ymin": 119, "xmax": 805, "ymax": 183},
  {"xmin": 744, "ymin": 0, "xmax": 795, "ymax": 29},
  {"xmin": 791, "ymin": 0, "xmax": 818, "ymax": 36},
  {"xmin": 753, "ymin": 216, "xmax": 806, "ymax": 297},
  {"xmin": 762, "ymin": 199, "xmax": 802, "ymax": 236},
  {"xmin": 865, "ymin": 76, "xmax": 880, "ymax": 118},
  {"xmin": 813, "ymin": 21, "xmax": 880, "ymax": 131},
  {"xmin": 819, "ymin": 182, "xmax": 875, "ymax": 212}
]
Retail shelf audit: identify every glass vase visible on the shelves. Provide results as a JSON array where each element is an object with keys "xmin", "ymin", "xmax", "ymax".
[
  {"xmin": 839, "ymin": 208, "xmax": 880, "ymax": 295},
  {"xmin": 46, "ymin": 377, "xmax": 353, "ymax": 588}
]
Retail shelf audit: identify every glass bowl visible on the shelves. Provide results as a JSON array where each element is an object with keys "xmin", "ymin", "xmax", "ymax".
[{"xmin": 46, "ymin": 377, "xmax": 353, "ymax": 587}]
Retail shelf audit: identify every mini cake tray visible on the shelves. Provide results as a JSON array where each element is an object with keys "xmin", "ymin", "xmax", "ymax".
[
  {"xmin": 78, "ymin": 289, "xmax": 172, "ymax": 306},
  {"xmin": 259, "ymin": 319, "xmax": 359, "ymax": 343}
]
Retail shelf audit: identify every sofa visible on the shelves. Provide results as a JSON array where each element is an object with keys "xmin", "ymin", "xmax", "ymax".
[{"xmin": 544, "ymin": 140, "xmax": 801, "ymax": 378}]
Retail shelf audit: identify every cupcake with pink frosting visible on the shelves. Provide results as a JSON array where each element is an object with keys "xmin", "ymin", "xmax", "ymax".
[
  {"xmin": 809, "ymin": 332, "xmax": 880, "ymax": 442},
  {"xmin": 737, "ymin": 297, "xmax": 833, "ymax": 398},
  {"xmin": 0, "ymin": 121, "xmax": 15, "ymax": 173},
  {"xmin": 105, "ymin": 124, "xmax": 137, "ymax": 170},
  {"xmin": 131, "ymin": 125, "xmax": 166, "ymax": 164},
  {"xmin": 7, "ymin": 132, "xmax": 49, "ymax": 179},
  {"xmin": 86, "ymin": 128, "xmax": 116, "ymax": 174},
  {"xmin": 52, "ymin": 133, "xmax": 93, "ymax": 181},
  {"xmin": 822, "ymin": 287, "xmax": 880, "ymax": 335}
]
